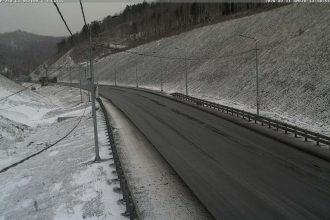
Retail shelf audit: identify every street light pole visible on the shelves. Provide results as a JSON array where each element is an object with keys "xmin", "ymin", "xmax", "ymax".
[
  {"xmin": 114, "ymin": 64, "xmax": 117, "ymax": 86},
  {"xmin": 255, "ymin": 41, "xmax": 259, "ymax": 116},
  {"xmin": 185, "ymin": 50, "xmax": 188, "ymax": 96},
  {"xmin": 79, "ymin": 65, "xmax": 82, "ymax": 102},
  {"xmin": 70, "ymin": 66, "xmax": 72, "ymax": 90},
  {"xmin": 239, "ymin": 34, "xmax": 260, "ymax": 116},
  {"xmin": 85, "ymin": 67, "xmax": 91, "ymax": 102},
  {"xmin": 160, "ymin": 57, "xmax": 163, "ymax": 92},
  {"xmin": 175, "ymin": 47, "xmax": 188, "ymax": 95},
  {"xmin": 174, "ymin": 46, "xmax": 188, "ymax": 96},
  {"xmin": 89, "ymin": 25, "xmax": 101, "ymax": 162},
  {"xmin": 135, "ymin": 62, "xmax": 138, "ymax": 88},
  {"xmin": 46, "ymin": 67, "xmax": 48, "ymax": 85}
]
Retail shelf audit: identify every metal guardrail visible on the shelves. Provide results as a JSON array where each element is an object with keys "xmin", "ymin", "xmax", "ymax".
[
  {"xmin": 171, "ymin": 93, "xmax": 330, "ymax": 147},
  {"xmin": 97, "ymin": 98, "xmax": 139, "ymax": 220}
]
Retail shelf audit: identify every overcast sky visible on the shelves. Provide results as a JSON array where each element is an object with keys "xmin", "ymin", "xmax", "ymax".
[{"xmin": 0, "ymin": 1, "xmax": 144, "ymax": 37}]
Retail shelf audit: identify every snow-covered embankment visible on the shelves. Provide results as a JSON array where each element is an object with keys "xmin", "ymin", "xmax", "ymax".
[
  {"xmin": 0, "ymin": 77, "xmax": 126, "ymax": 219},
  {"xmin": 53, "ymin": 4, "xmax": 329, "ymax": 136}
]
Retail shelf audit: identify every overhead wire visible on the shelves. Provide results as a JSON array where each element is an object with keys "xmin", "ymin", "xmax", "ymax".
[
  {"xmin": 97, "ymin": 43, "xmax": 255, "ymax": 61},
  {"xmin": 52, "ymin": 1, "xmax": 73, "ymax": 37},
  {"xmin": 0, "ymin": 101, "xmax": 89, "ymax": 173},
  {"xmin": 0, "ymin": 83, "xmax": 35, "ymax": 102},
  {"xmin": 0, "ymin": 0, "xmax": 94, "ymax": 175},
  {"xmin": 79, "ymin": 0, "xmax": 88, "ymax": 27}
]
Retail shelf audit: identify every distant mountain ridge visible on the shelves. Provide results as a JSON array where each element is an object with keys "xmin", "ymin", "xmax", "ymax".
[{"xmin": 0, "ymin": 30, "xmax": 64, "ymax": 80}]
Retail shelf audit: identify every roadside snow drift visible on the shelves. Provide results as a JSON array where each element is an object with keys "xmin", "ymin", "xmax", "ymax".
[{"xmin": 0, "ymin": 82, "xmax": 127, "ymax": 219}]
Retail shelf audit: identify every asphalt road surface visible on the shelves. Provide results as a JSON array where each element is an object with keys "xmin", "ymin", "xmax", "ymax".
[{"xmin": 99, "ymin": 85, "xmax": 330, "ymax": 220}]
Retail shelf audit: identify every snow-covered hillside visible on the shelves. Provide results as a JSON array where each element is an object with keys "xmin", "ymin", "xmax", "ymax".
[
  {"xmin": 0, "ymin": 30, "xmax": 63, "ymax": 77},
  {"xmin": 0, "ymin": 78, "xmax": 127, "ymax": 219},
  {"xmin": 53, "ymin": 4, "xmax": 329, "ymax": 135},
  {"xmin": 0, "ymin": 75, "xmax": 53, "ymax": 137},
  {"xmin": 30, "ymin": 49, "xmax": 78, "ymax": 82}
]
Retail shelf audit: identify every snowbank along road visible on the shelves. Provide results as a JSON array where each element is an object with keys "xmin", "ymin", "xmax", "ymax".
[{"xmin": 99, "ymin": 85, "xmax": 330, "ymax": 220}]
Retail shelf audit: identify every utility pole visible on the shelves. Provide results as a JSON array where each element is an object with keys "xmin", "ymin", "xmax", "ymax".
[
  {"xmin": 85, "ymin": 66, "xmax": 90, "ymax": 102},
  {"xmin": 175, "ymin": 47, "xmax": 188, "ymax": 95},
  {"xmin": 114, "ymin": 64, "xmax": 117, "ymax": 86},
  {"xmin": 46, "ymin": 68, "xmax": 48, "ymax": 85},
  {"xmin": 79, "ymin": 65, "xmax": 82, "ymax": 102},
  {"xmin": 89, "ymin": 25, "xmax": 101, "ymax": 161},
  {"xmin": 239, "ymin": 34, "xmax": 260, "ymax": 115},
  {"xmin": 255, "ymin": 41, "xmax": 259, "ymax": 116},
  {"xmin": 135, "ymin": 62, "xmax": 139, "ymax": 88},
  {"xmin": 43, "ymin": 64, "xmax": 48, "ymax": 85},
  {"xmin": 70, "ymin": 66, "xmax": 72, "ymax": 90},
  {"xmin": 160, "ymin": 57, "xmax": 163, "ymax": 92},
  {"xmin": 185, "ymin": 49, "xmax": 188, "ymax": 96}
]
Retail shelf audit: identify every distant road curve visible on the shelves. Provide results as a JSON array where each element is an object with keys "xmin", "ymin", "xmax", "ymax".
[{"xmin": 99, "ymin": 85, "xmax": 330, "ymax": 219}]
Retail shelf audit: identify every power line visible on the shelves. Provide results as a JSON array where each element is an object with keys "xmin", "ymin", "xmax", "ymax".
[
  {"xmin": 98, "ymin": 44, "xmax": 254, "ymax": 61},
  {"xmin": 0, "ymin": 84, "xmax": 59, "ymax": 110},
  {"xmin": 0, "ymin": 102, "xmax": 88, "ymax": 173},
  {"xmin": 79, "ymin": 0, "xmax": 87, "ymax": 27},
  {"xmin": 0, "ymin": 83, "xmax": 35, "ymax": 102},
  {"xmin": 0, "ymin": 56, "xmax": 82, "ymax": 103},
  {"xmin": 53, "ymin": 1, "xmax": 73, "ymax": 37}
]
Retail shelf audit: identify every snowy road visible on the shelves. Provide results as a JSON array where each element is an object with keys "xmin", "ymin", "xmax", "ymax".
[
  {"xmin": 99, "ymin": 86, "xmax": 330, "ymax": 220},
  {"xmin": 102, "ymin": 98, "xmax": 212, "ymax": 219}
]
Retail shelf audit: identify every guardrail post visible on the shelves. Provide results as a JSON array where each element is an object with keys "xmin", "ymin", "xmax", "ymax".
[
  {"xmin": 316, "ymin": 134, "xmax": 320, "ymax": 146},
  {"xmin": 268, "ymin": 119, "xmax": 271, "ymax": 128},
  {"xmin": 304, "ymin": 130, "xmax": 308, "ymax": 142},
  {"xmin": 294, "ymin": 128, "xmax": 297, "ymax": 137}
]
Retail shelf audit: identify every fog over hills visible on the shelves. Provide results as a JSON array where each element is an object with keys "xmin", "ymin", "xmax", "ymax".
[{"xmin": 0, "ymin": 30, "xmax": 63, "ymax": 79}]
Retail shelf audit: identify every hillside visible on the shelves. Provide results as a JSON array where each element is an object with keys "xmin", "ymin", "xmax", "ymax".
[
  {"xmin": 59, "ymin": 2, "xmax": 284, "ymax": 63},
  {"xmin": 0, "ymin": 74, "xmax": 52, "ymax": 146},
  {"xmin": 0, "ymin": 74, "xmax": 130, "ymax": 219},
  {"xmin": 50, "ymin": 3, "xmax": 330, "ymax": 136},
  {"xmin": 0, "ymin": 74, "xmax": 52, "ymax": 126},
  {"xmin": 0, "ymin": 30, "xmax": 63, "ymax": 80}
]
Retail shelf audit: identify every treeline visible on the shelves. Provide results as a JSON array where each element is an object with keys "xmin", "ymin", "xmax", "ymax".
[
  {"xmin": 0, "ymin": 30, "xmax": 63, "ymax": 79},
  {"xmin": 57, "ymin": 1, "xmax": 285, "ymax": 54}
]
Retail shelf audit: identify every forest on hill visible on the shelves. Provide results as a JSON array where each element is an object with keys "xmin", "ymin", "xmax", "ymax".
[
  {"xmin": 57, "ymin": 1, "xmax": 286, "ymax": 57},
  {"xmin": 0, "ymin": 31, "xmax": 63, "ymax": 80}
]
